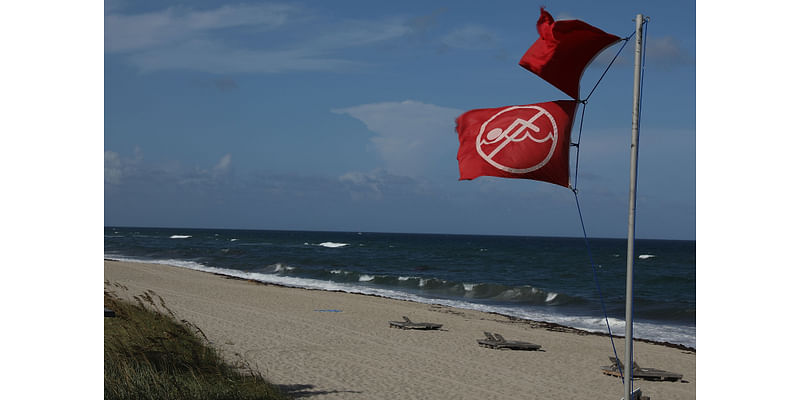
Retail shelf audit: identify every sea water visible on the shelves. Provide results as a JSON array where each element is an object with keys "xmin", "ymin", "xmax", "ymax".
[{"xmin": 104, "ymin": 227, "xmax": 695, "ymax": 348}]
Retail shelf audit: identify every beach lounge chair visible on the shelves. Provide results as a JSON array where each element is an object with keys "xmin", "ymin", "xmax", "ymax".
[
  {"xmin": 492, "ymin": 333, "xmax": 542, "ymax": 351},
  {"xmin": 477, "ymin": 331, "xmax": 501, "ymax": 348},
  {"xmin": 477, "ymin": 332, "xmax": 542, "ymax": 351},
  {"xmin": 601, "ymin": 356, "xmax": 683, "ymax": 381},
  {"xmin": 388, "ymin": 316, "xmax": 443, "ymax": 330}
]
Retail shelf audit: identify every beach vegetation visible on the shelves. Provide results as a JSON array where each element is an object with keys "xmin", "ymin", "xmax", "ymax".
[{"xmin": 104, "ymin": 289, "xmax": 289, "ymax": 400}]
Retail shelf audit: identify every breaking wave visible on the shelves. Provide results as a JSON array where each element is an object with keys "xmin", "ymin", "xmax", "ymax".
[{"xmin": 318, "ymin": 242, "xmax": 349, "ymax": 248}]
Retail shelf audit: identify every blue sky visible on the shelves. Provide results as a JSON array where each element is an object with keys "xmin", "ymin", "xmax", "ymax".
[{"xmin": 103, "ymin": 0, "xmax": 696, "ymax": 239}]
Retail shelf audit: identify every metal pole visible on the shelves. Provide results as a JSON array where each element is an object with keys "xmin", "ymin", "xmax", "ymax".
[{"xmin": 623, "ymin": 13, "xmax": 645, "ymax": 400}]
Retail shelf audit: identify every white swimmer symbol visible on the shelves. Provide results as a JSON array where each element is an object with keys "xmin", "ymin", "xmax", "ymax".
[{"xmin": 475, "ymin": 105, "xmax": 558, "ymax": 173}]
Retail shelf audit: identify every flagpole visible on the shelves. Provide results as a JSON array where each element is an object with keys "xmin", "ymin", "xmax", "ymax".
[{"xmin": 623, "ymin": 13, "xmax": 645, "ymax": 400}]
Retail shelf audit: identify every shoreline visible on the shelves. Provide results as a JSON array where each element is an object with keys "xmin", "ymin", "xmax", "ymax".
[
  {"xmin": 105, "ymin": 257, "xmax": 695, "ymax": 350},
  {"xmin": 212, "ymin": 269, "xmax": 696, "ymax": 353},
  {"xmin": 105, "ymin": 259, "xmax": 696, "ymax": 399}
]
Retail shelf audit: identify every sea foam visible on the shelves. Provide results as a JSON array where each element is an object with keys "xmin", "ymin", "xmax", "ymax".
[{"xmin": 170, "ymin": 235, "xmax": 192, "ymax": 239}]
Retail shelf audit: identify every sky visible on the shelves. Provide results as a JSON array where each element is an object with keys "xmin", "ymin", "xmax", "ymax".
[{"xmin": 103, "ymin": 0, "xmax": 696, "ymax": 240}]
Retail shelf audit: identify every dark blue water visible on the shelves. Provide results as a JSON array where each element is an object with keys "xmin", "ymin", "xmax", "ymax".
[{"xmin": 104, "ymin": 227, "xmax": 695, "ymax": 347}]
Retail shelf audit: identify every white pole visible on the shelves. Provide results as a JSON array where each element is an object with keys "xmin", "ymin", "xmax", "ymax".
[{"xmin": 623, "ymin": 13, "xmax": 645, "ymax": 400}]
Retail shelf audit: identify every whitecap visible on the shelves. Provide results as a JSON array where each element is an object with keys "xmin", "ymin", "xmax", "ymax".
[
  {"xmin": 545, "ymin": 292, "xmax": 558, "ymax": 302},
  {"xmin": 639, "ymin": 254, "xmax": 656, "ymax": 259},
  {"xmin": 358, "ymin": 274, "xmax": 375, "ymax": 282},
  {"xmin": 170, "ymin": 235, "xmax": 191, "ymax": 239},
  {"xmin": 230, "ymin": 238, "xmax": 239, "ymax": 242},
  {"xmin": 272, "ymin": 263, "xmax": 294, "ymax": 273},
  {"xmin": 319, "ymin": 242, "xmax": 348, "ymax": 248}
]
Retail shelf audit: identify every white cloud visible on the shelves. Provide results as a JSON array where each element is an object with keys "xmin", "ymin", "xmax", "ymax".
[
  {"xmin": 441, "ymin": 25, "xmax": 498, "ymax": 50},
  {"xmin": 105, "ymin": 150, "xmax": 122, "ymax": 185},
  {"xmin": 591, "ymin": 35, "xmax": 693, "ymax": 70},
  {"xmin": 128, "ymin": 39, "xmax": 359, "ymax": 74},
  {"xmin": 339, "ymin": 170, "xmax": 383, "ymax": 200},
  {"xmin": 214, "ymin": 153, "xmax": 232, "ymax": 174},
  {"xmin": 309, "ymin": 17, "xmax": 411, "ymax": 49},
  {"xmin": 337, "ymin": 169, "xmax": 419, "ymax": 200},
  {"xmin": 105, "ymin": 4, "xmax": 293, "ymax": 53},
  {"xmin": 332, "ymin": 100, "xmax": 462, "ymax": 177},
  {"xmin": 646, "ymin": 36, "xmax": 693, "ymax": 66},
  {"xmin": 106, "ymin": 4, "xmax": 413, "ymax": 74},
  {"xmin": 104, "ymin": 148, "xmax": 234, "ymax": 190},
  {"xmin": 554, "ymin": 12, "xmax": 578, "ymax": 21}
]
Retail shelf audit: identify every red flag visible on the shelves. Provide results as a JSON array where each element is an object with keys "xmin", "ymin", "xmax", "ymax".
[
  {"xmin": 455, "ymin": 100, "xmax": 578, "ymax": 187},
  {"xmin": 519, "ymin": 8, "xmax": 620, "ymax": 99}
]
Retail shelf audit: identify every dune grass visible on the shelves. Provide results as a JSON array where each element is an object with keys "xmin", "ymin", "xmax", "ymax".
[{"xmin": 104, "ymin": 289, "xmax": 289, "ymax": 400}]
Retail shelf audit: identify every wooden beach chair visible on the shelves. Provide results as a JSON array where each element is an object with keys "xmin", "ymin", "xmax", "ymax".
[
  {"xmin": 601, "ymin": 356, "xmax": 683, "ymax": 381},
  {"xmin": 388, "ymin": 316, "xmax": 443, "ymax": 330},
  {"xmin": 477, "ymin": 332, "xmax": 542, "ymax": 351},
  {"xmin": 477, "ymin": 331, "xmax": 501, "ymax": 348},
  {"xmin": 492, "ymin": 333, "xmax": 542, "ymax": 351}
]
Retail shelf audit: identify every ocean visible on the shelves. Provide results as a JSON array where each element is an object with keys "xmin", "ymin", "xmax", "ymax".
[{"xmin": 104, "ymin": 227, "xmax": 695, "ymax": 348}]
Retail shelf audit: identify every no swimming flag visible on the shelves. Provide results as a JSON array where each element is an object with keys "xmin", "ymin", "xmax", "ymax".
[
  {"xmin": 519, "ymin": 8, "xmax": 620, "ymax": 100},
  {"xmin": 455, "ymin": 100, "xmax": 578, "ymax": 188}
]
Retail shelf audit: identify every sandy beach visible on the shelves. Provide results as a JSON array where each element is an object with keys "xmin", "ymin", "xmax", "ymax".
[{"xmin": 104, "ymin": 260, "xmax": 695, "ymax": 399}]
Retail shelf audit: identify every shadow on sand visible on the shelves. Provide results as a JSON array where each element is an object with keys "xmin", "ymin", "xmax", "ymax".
[{"xmin": 275, "ymin": 384, "xmax": 362, "ymax": 398}]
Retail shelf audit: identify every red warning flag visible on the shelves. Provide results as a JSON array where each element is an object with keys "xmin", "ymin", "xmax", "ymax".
[
  {"xmin": 455, "ymin": 100, "xmax": 578, "ymax": 187},
  {"xmin": 519, "ymin": 8, "xmax": 620, "ymax": 100}
]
